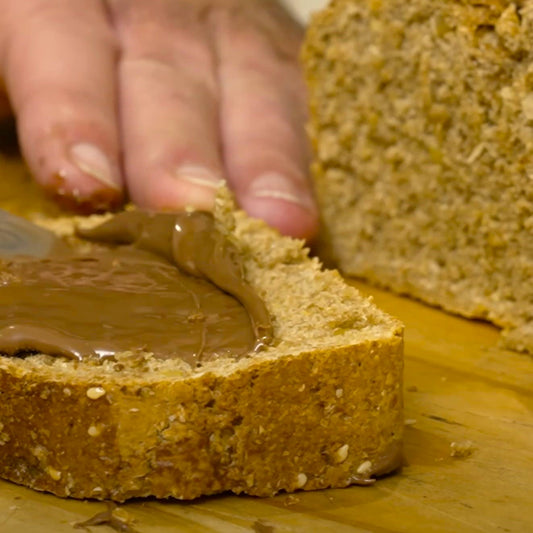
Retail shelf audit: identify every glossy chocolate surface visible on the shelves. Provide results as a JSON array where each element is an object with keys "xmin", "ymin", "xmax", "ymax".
[{"xmin": 0, "ymin": 210, "xmax": 272, "ymax": 365}]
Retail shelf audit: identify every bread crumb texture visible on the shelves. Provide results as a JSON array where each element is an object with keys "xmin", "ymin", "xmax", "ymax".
[
  {"xmin": 304, "ymin": 0, "xmax": 533, "ymax": 354},
  {"xmin": 0, "ymin": 187, "xmax": 403, "ymax": 500}
]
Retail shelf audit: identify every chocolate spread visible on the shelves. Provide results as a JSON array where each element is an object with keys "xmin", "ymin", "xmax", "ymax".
[{"xmin": 0, "ymin": 209, "xmax": 273, "ymax": 366}]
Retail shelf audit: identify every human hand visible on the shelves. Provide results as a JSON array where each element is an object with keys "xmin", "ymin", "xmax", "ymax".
[{"xmin": 0, "ymin": 0, "xmax": 317, "ymax": 239}]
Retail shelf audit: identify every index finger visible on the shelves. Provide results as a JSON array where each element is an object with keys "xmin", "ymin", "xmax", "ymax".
[{"xmin": 0, "ymin": 0, "xmax": 123, "ymax": 212}]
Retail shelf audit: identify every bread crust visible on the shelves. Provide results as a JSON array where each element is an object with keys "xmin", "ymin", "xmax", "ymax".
[{"xmin": 0, "ymin": 337, "xmax": 403, "ymax": 500}]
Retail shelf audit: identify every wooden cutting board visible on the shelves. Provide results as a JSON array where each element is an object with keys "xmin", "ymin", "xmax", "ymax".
[{"xmin": 0, "ymin": 150, "xmax": 531, "ymax": 533}]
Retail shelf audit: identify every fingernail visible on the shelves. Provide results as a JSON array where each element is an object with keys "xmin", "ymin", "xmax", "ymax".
[
  {"xmin": 175, "ymin": 165, "xmax": 222, "ymax": 188},
  {"xmin": 248, "ymin": 172, "xmax": 316, "ymax": 212},
  {"xmin": 69, "ymin": 143, "xmax": 120, "ymax": 190},
  {"xmin": 174, "ymin": 165, "xmax": 222, "ymax": 209}
]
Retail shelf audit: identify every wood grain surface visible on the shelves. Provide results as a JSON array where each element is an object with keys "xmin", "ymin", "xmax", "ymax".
[{"xmin": 0, "ymin": 148, "xmax": 532, "ymax": 532}]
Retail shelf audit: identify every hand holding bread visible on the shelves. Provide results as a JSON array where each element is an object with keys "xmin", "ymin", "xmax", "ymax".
[{"xmin": 0, "ymin": 0, "xmax": 318, "ymax": 239}]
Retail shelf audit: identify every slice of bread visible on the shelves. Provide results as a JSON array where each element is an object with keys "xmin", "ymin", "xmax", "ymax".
[
  {"xmin": 303, "ymin": 0, "xmax": 533, "ymax": 354},
  {"xmin": 0, "ymin": 187, "xmax": 403, "ymax": 501}
]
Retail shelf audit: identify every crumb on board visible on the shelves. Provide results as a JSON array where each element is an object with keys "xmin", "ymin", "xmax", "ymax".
[
  {"xmin": 450, "ymin": 440, "xmax": 476, "ymax": 458},
  {"xmin": 284, "ymin": 494, "xmax": 300, "ymax": 506},
  {"xmin": 73, "ymin": 502, "xmax": 138, "ymax": 532}
]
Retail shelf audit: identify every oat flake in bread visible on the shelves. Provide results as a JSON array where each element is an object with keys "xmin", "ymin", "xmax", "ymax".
[
  {"xmin": 304, "ymin": 0, "xmax": 533, "ymax": 353},
  {"xmin": 0, "ymin": 185, "xmax": 403, "ymax": 501}
]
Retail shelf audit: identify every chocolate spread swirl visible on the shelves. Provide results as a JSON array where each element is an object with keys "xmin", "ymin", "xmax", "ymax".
[{"xmin": 0, "ymin": 209, "xmax": 273, "ymax": 366}]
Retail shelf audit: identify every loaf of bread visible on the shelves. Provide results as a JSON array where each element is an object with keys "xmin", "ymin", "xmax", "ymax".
[
  {"xmin": 304, "ymin": 0, "xmax": 533, "ymax": 353},
  {"xmin": 0, "ymin": 182, "xmax": 403, "ymax": 501}
]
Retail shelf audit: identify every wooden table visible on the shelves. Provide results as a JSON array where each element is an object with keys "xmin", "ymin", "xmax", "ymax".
[{"xmin": 0, "ymin": 152, "xmax": 532, "ymax": 532}]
